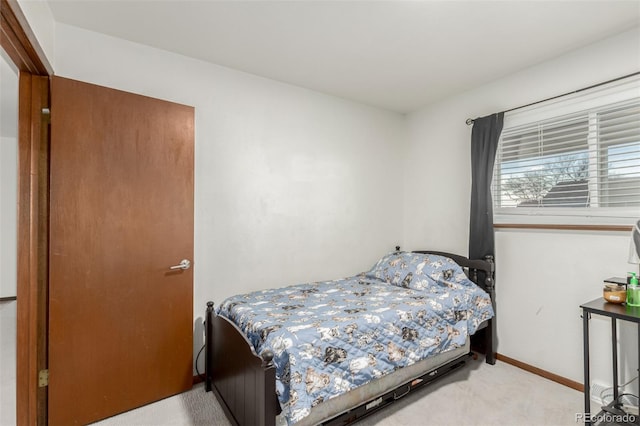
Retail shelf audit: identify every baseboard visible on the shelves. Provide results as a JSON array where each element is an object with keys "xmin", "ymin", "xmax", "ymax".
[
  {"xmin": 496, "ymin": 353, "xmax": 583, "ymax": 392},
  {"xmin": 193, "ymin": 374, "xmax": 205, "ymax": 385}
]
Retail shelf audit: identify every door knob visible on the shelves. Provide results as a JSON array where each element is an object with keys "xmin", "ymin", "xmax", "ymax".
[{"xmin": 169, "ymin": 259, "xmax": 191, "ymax": 271}]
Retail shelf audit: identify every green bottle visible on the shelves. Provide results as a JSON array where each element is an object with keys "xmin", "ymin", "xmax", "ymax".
[{"xmin": 627, "ymin": 273, "xmax": 640, "ymax": 307}]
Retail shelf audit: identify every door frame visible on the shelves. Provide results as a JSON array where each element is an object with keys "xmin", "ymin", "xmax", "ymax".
[{"xmin": 1, "ymin": 0, "xmax": 52, "ymax": 424}]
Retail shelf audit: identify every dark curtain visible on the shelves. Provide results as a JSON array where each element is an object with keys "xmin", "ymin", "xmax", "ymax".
[{"xmin": 469, "ymin": 113, "xmax": 504, "ymax": 260}]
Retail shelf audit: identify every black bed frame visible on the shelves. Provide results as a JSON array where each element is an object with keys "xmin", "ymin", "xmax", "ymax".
[{"xmin": 205, "ymin": 250, "xmax": 496, "ymax": 426}]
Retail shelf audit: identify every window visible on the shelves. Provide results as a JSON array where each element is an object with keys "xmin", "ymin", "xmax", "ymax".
[{"xmin": 492, "ymin": 76, "xmax": 640, "ymax": 225}]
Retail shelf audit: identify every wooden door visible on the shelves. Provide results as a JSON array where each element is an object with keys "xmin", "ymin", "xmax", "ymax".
[{"xmin": 48, "ymin": 76, "xmax": 194, "ymax": 425}]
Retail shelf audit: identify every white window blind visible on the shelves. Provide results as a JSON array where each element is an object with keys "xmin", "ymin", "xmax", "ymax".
[{"xmin": 492, "ymin": 75, "xmax": 640, "ymax": 225}]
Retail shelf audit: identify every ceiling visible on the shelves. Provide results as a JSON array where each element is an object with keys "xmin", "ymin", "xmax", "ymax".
[{"xmin": 46, "ymin": 0, "xmax": 640, "ymax": 113}]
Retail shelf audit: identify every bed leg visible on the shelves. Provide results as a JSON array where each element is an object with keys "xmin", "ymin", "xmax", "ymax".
[
  {"xmin": 205, "ymin": 301, "xmax": 215, "ymax": 392},
  {"xmin": 485, "ymin": 322, "xmax": 496, "ymax": 365},
  {"xmin": 483, "ymin": 255, "xmax": 497, "ymax": 365}
]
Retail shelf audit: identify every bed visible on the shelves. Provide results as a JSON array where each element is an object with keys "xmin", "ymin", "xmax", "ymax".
[{"xmin": 204, "ymin": 250, "xmax": 496, "ymax": 425}]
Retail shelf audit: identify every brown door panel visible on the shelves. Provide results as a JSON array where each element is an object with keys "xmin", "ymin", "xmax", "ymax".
[{"xmin": 49, "ymin": 76, "xmax": 194, "ymax": 425}]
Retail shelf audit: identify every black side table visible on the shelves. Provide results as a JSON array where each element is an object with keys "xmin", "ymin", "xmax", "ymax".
[{"xmin": 581, "ymin": 298, "xmax": 640, "ymax": 425}]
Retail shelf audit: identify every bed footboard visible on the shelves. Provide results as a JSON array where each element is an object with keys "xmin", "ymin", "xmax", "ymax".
[{"xmin": 205, "ymin": 302, "xmax": 278, "ymax": 426}]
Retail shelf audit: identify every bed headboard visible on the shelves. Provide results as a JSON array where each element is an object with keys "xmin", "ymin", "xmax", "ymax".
[{"xmin": 409, "ymin": 248, "xmax": 495, "ymax": 295}]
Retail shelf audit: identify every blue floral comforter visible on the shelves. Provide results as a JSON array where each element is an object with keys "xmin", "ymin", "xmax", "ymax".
[{"xmin": 216, "ymin": 252, "xmax": 494, "ymax": 424}]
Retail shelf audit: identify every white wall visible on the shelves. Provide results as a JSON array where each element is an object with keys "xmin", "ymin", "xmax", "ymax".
[
  {"xmin": 404, "ymin": 28, "xmax": 640, "ymax": 389},
  {"xmin": 52, "ymin": 23, "xmax": 406, "ymax": 364},
  {"xmin": 0, "ymin": 136, "xmax": 18, "ymax": 299},
  {"xmin": 1, "ymin": 49, "xmax": 19, "ymax": 299},
  {"xmin": 16, "ymin": 0, "xmax": 56, "ymax": 70}
]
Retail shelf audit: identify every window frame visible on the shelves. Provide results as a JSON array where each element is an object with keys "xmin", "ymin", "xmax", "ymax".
[{"xmin": 492, "ymin": 76, "xmax": 640, "ymax": 227}]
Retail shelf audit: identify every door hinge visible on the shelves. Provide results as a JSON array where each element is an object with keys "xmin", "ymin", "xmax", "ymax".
[
  {"xmin": 42, "ymin": 107, "xmax": 51, "ymax": 123},
  {"xmin": 38, "ymin": 369, "xmax": 49, "ymax": 387}
]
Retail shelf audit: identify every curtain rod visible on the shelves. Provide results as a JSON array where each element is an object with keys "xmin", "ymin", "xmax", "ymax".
[{"xmin": 465, "ymin": 71, "xmax": 640, "ymax": 126}]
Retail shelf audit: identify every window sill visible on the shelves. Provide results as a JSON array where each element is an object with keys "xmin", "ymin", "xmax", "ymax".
[{"xmin": 494, "ymin": 223, "xmax": 632, "ymax": 232}]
